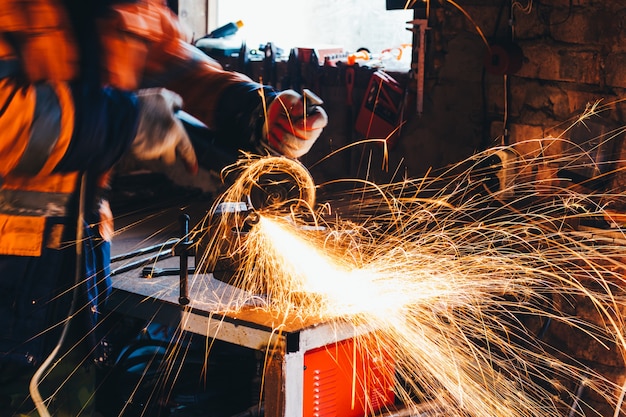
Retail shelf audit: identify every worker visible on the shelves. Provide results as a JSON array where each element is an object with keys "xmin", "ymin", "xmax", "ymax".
[{"xmin": 0, "ymin": 1, "xmax": 328, "ymax": 416}]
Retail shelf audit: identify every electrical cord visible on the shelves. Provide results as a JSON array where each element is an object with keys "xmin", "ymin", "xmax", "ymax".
[
  {"xmin": 29, "ymin": 173, "xmax": 87, "ymax": 417},
  {"xmin": 512, "ymin": 0, "xmax": 533, "ymax": 15}
]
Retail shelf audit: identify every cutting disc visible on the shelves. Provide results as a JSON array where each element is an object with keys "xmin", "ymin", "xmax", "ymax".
[
  {"xmin": 247, "ymin": 169, "xmax": 315, "ymax": 212},
  {"xmin": 223, "ymin": 156, "xmax": 316, "ymax": 214}
]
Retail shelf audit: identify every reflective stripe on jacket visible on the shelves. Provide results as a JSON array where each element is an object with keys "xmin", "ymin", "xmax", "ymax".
[
  {"xmin": 0, "ymin": 0, "xmax": 266, "ymax": 257},
  {"xmin": 0, "ymin": 70, "xmax": 77, "ymax": 255}
]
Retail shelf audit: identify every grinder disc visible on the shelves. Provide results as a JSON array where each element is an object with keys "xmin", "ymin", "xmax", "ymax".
[
  {"xmin": 234, "ymin": 157, "xmax": 316, "ymax": 214},
  {"xmin": 247, "ymin": 170, "xmax": 314, "ymax": 213}
]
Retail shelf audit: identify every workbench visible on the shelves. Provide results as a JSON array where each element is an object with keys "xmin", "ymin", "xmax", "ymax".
[
  {"xmin": 109, "ymin": 272, "xmax": 385, "ymax": 416},
  {"xmin": 107, "ymin": 199, "xmax": 395, "ymax": 417}
]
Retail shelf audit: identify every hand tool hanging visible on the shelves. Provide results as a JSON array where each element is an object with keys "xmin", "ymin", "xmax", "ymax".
[
  {"xmin": 345, "ymin": 64, "xmax": 356, "ymax": 175},
  {"xmin": 237, "ymin": 42, "xmax": 253, "ymax": 78},
  {"xmin": 262, "ymin": 42, "xmax": 277, "ymax": 87},
  {"xmin": 345, "ymin": 66, "xmax": 355, "ymax": 110},
  {"xmin": 407, "ymin": 18, "xmax": 429, "ymax": 116},
  {"xmin": 281, "ymin": 48, "xmax": 302, "ymax": 91},
  {"xmin": 303, "ymin": 49, "xmax": 321, "ymax": 93}
]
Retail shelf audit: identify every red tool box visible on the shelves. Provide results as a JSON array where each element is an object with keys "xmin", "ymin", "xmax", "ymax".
[
  {"xmin": 355, "ymin": 71, "xmax": 405, "ymax": 149},
  {"xmin": 303, "ymin": 336, "xmax": 395, "ymax": 417}
]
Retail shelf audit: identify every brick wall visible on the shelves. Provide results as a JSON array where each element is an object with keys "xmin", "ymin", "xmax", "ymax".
[
  {"xmin": 384, "ymin": 1, "xmax": 626, "ymax": 208},
  {"xmin": 476, "ymin": 1, "xmax": 623, "ymax": 200},
  {"xmin": 404, "ymin": 1, "xmax": 626, "ymax": 415}
]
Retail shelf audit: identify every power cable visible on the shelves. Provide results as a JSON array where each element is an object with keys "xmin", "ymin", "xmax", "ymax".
[{"xmin": 29, "ymin": 173, "xmax": 87, "ymax": 417}]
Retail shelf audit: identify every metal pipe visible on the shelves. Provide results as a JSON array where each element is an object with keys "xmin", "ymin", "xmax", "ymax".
[
  {"xmin": 110, "ymin": 249, "xmax": 173, "ymax": 276},
  {"xmin": 110, "ymin": 239, "xmax": 177, "ymax": 263},
  {"xmin": 178, "ymin": 214, "xmax": 191, "ymax": 305}
]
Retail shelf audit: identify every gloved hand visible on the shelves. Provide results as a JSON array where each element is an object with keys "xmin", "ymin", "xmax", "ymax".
[
  {"xmin": 132, "ymin": 88, "xmax": 198, "ymax": 174},
  {"xmin": 264, "ymin": 89, "xmax": 328, "ymax": 158}
]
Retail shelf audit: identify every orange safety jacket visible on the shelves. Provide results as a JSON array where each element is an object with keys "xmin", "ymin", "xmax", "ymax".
[{"xmin": 0, "ymin": 0, "xmax": 261, "ymax": 257}]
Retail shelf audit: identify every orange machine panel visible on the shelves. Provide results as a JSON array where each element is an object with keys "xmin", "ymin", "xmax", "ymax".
[{"xmin": 303, "ymin": 337, "xmax": 395, "ymax": 417}]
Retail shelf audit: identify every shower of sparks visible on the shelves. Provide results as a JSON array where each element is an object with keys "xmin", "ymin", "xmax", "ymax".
[
  {"xmin": 39, "ymin": 100, "xmax": 624, "ymax": 417},
  {"xmin": 190, "ymin": 127, "xmax": 626, "ymax": 417}
]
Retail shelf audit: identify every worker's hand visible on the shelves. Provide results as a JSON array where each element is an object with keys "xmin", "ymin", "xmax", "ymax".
[
  {"xmin": 132, "ymin": 88, "xmax": 198, "ymax": 174},
  {"xmin": 264, "ymin": 89, "xmax": 328, "ymax": 158}
]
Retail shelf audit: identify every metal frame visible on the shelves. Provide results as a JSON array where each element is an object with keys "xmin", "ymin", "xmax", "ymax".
[{"xmin": 107, "ymin": 271, "xmax": 376, "ymax": 417}]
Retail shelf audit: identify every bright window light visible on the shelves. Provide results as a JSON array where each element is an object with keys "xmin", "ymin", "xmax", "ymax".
[{"xmin": 213, "ymin": 0, "xmax": 413, "ymax": 58}]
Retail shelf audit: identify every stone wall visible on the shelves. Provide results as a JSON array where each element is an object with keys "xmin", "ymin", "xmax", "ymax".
[
  {"xmin": 408, "ymin": 0, "xmax": 626, "ymax": 207},
  {"xmin": 412, "ymin": 1, "xmax": 626, "ymax": 415}
]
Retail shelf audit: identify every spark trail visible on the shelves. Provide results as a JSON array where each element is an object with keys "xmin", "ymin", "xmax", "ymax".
[{"xmin": 195, "ymin": 136, "xmax": 626, "ymax": 417}]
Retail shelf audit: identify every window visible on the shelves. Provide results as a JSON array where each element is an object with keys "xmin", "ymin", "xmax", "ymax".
[{"xmin": 208, "ymin": 0, "xmax": 413, "ymax": 60}]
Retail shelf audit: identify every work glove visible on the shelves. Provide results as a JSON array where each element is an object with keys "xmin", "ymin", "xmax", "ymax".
[
  {"xmin": 132, "ymin": 88, "xmax": 198, "ymax": 174},
  {"xmin": 264, "ymin": 89, "xmax": 328, "ymax": 158}
]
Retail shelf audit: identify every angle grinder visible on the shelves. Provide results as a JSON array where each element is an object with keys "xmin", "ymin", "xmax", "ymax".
[{"xmin": 194, "ymin": 156, "xmax": 318, "ymax": 286}]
